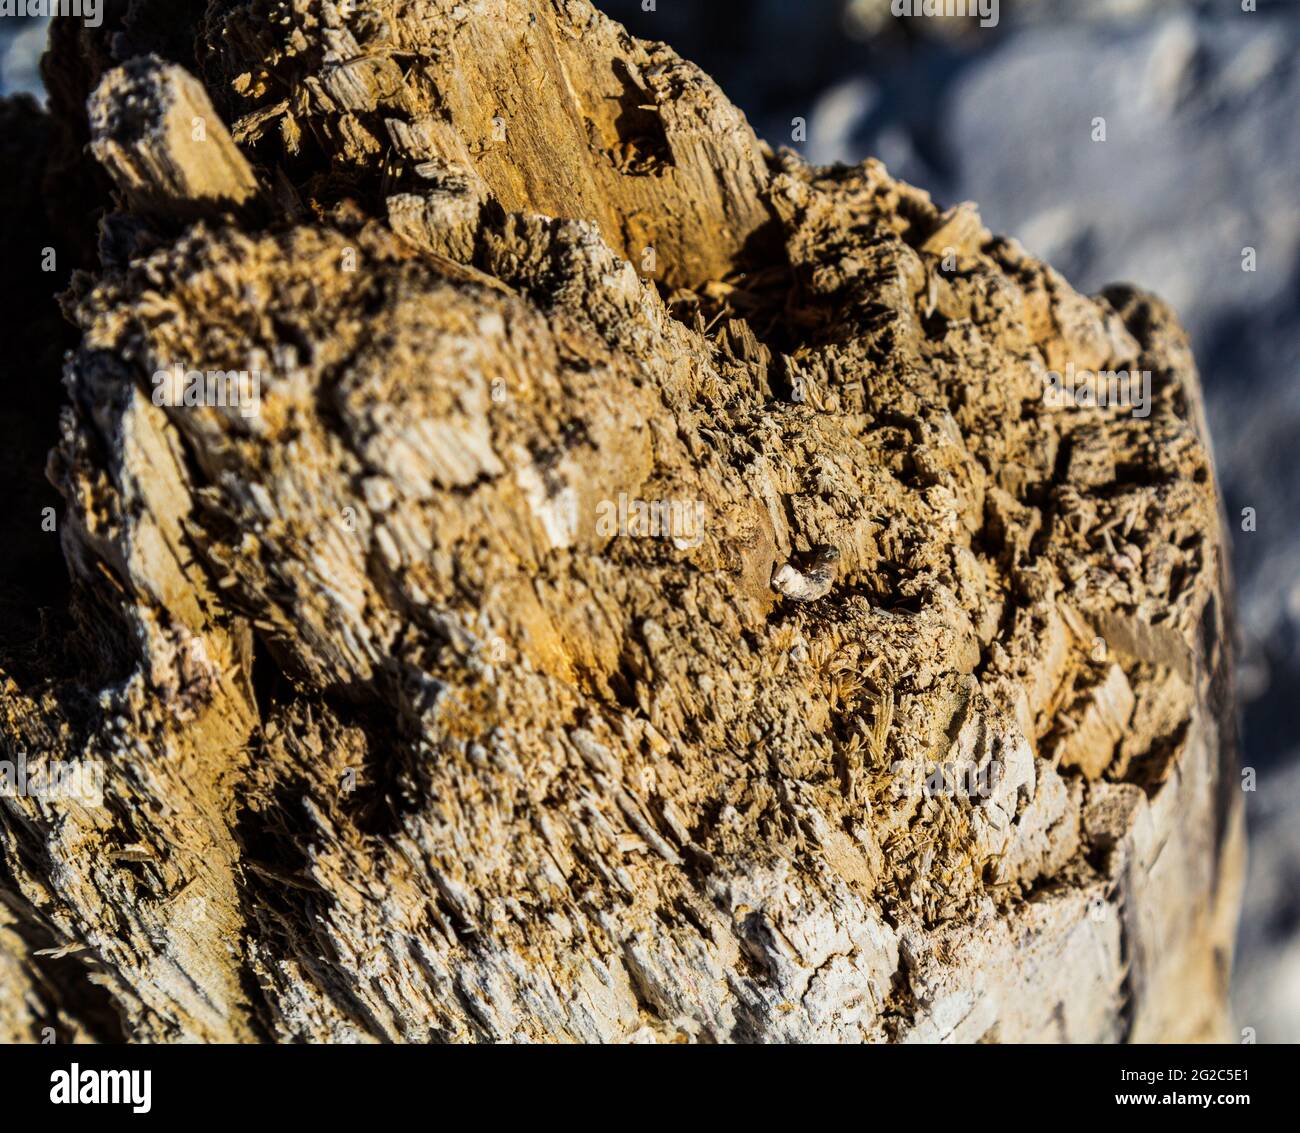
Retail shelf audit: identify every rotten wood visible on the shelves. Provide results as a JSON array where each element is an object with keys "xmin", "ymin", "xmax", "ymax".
[{"xmin": 0, "ymin": 0, "xmax": 1241, "ymax": 1043}]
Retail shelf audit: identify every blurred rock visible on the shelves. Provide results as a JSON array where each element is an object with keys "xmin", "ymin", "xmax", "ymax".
[
  {"xmin": 0, "ymin": 15, "xmax": 47, "ymax": 97},
  {"xmin": 1235, "ymin": 758, "xmax": 1300, "ymax": 1043}
]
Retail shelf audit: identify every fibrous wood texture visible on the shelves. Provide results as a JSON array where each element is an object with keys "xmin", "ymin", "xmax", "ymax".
[{"xmin": 0, "ymin": 0, "xmax": 1241, "ymax": 1043}]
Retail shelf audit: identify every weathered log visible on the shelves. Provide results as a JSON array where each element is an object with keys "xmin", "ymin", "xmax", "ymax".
[{"xmin": 0, "ymin": 0, "xmax": 1241, "ymax": 1043}]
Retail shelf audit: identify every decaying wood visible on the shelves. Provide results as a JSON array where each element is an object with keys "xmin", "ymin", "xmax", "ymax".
[
  {"xmin": 88, "ymin": 56, "xmax": 260, "ymax": 219},
  {"xmin": 0, "ymin": 0, "xmax": 1241, "ymax": 1043}
]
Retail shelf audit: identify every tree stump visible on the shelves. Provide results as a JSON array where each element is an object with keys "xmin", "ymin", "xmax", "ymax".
[{"xmin": 0, "ymin": 0, "xmax": 1241, "ymax": 1043}]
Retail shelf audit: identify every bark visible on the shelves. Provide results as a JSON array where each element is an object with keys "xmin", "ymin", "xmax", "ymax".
[{"xmin": 0, "ymin": 0, "xmax": 1241, "ymax": 1043}]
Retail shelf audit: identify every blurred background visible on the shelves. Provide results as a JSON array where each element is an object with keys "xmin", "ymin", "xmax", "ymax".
[{"xmin": 3, "ymin": 0, "xmax": 1297, "ymax": 1041}]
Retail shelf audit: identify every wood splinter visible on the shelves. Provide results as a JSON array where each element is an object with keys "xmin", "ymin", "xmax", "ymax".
[{"xmin": 87, "ymin": 55, "xmax": 261, "ymax": 220}]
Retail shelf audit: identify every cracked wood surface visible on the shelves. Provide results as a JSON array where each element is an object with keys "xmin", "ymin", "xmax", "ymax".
[{"xmin": 0, "ymin": 0, "xmax": 1241, "ymax": 1043}]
